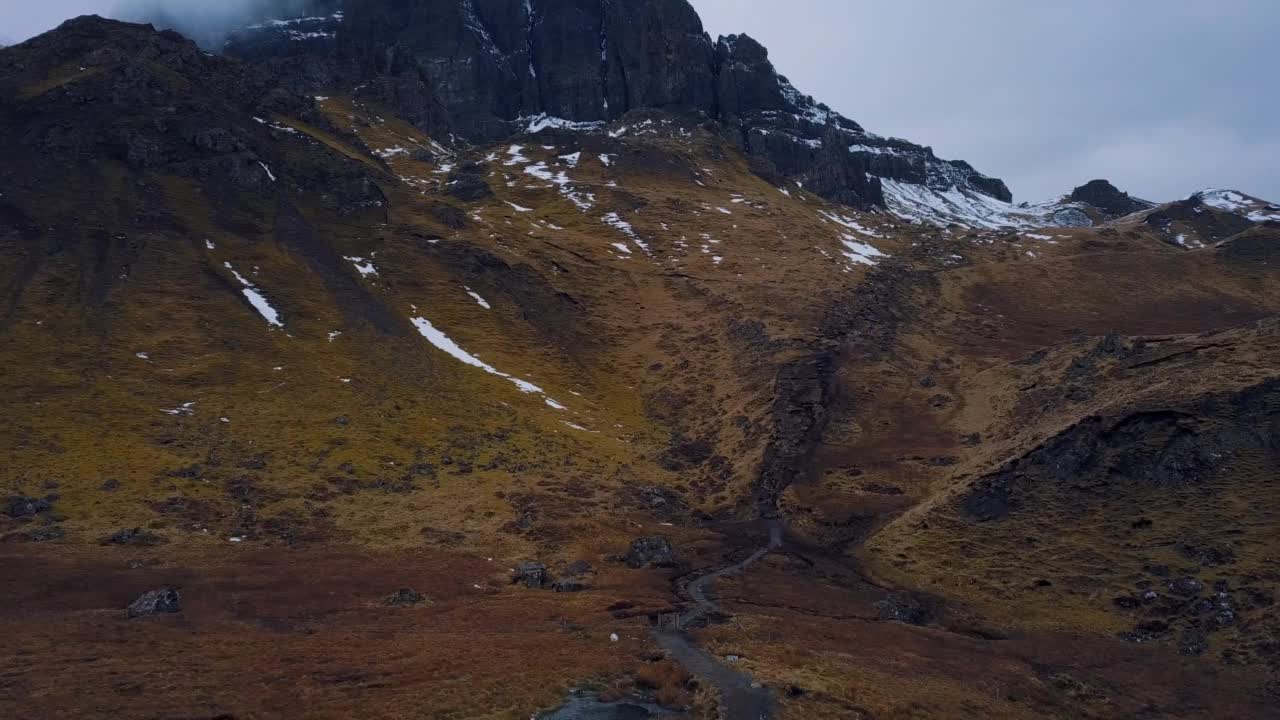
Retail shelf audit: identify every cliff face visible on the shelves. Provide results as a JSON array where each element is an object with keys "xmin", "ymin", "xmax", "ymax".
[
  {"xmin": 223, "ymin": 0, "xmax": 1009, "ymax": 210},
  {"xmin": 334, "ymin": 0, "xmax": 717, "ymax": 132}
]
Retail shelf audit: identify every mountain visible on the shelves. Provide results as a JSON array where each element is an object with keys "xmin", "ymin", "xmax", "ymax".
[
  {"xmin": 1, "ymin": 6, "xmax": 1279, "ymax": 720},
  {"xmin": 219, "ymin": 0, "xmax": 1009, "ymax": 211}
]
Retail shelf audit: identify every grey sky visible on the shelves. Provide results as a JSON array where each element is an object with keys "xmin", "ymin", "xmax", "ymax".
[
  {"xmin": 3, "ymin": 1, "xmax": 1276, "ymax": 203},
  {"xmin": 2, "ymin": 1, "xmax": 104, "ymax": 42},
  {"xmin": 690, "ymin": 0, "xmax": 1279, "ymax": 203}
]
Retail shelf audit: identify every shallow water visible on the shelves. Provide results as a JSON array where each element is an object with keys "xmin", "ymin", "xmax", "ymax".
[{"xmin": 539, "ymin": 693, "xmax": 686, "ymax": 720}]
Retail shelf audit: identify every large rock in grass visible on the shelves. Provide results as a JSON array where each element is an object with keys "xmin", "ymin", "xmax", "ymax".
[
  {"xmin": 623, "ymin": 536, "xmax": 676, "ymax": 569},
  {"xmin": 126, "ymin": 588, "xmax": 181, "ymax": 618},
  {"xmin": 513, "ymin": 561, "xmax": 550, "ymax": 589}
]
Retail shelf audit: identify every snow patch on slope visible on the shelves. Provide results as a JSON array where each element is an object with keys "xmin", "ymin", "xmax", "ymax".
[
  {"xmin": 344, "ymin": 256, "xmax": 378, "ymax": 277},
  {"xmin": 520, "ymin": 114, "xmax": 606, "ymax": 134},
  {"xmin": 410, "ymin": 316, "xmax": 566, "ymax": 410},
  {"xmin": 465, "ymin": 287, "xmax": 491, "ymax": 309},
  {"xmin": 840, "ymin": 235, "xmax": 887, "ymax": 266},
  {"xmin": 601, "ymin": 212, "xmax": 649, "ymax": 253},
  {"xmin": 225, "ymin": 262, "xmax": 283, "ymax": 328}
]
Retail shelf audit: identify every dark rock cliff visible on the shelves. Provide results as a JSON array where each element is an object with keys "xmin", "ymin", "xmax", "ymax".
[{"xmin": 221, "ymin": 0, "xmax": 1011, "ymax": 210}]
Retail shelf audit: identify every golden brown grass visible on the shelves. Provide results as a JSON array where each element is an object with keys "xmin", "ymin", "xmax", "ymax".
[{"xmin": 635, "ymin": 659, "xmax": 695, "ymax": 708}]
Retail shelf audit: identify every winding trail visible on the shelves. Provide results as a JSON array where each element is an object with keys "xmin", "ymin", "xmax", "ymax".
[{"xmin": 651, "ymin": 520, "xmax": 783, "ymax": 720}]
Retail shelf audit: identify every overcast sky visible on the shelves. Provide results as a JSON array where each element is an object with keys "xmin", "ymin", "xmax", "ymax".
[
  {"xmin": 690, "ymin": 0, "xmax": 1279, "ymax": 203},
  {"xmin": 3, "ymin": 1, "xmax": 1276, "ymax": 203}
]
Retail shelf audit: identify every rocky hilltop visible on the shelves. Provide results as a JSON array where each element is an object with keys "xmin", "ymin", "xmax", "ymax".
[{"xmin": 1070, "ymin": 178, "xmax": 1155, "ymax": 217}]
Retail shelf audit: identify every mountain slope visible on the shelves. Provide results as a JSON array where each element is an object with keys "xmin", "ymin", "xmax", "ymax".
[{"xmin": 1, "ymin": 11, "xmax": 1279, "ymax": 720}]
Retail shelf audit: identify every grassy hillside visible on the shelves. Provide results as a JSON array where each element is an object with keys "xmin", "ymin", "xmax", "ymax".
[{"xmin": 2, "ymin": 20, "xmax": 1279, "ymax": 720}]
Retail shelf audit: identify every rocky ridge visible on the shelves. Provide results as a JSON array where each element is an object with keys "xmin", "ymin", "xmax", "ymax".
[{"xmin": 219, "ymin": 0, "xmax": 1008, "ymax": 211}]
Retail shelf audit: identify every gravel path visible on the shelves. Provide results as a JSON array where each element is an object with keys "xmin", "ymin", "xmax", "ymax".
[{"xmin": 651, "ymin": 520, "xmax": 782, "ymax": 720}]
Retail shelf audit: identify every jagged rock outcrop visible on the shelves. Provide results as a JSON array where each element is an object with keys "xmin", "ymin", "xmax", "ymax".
[
  {"xmin": 623, "ymin": 536, "xmax": 677, "ymax": 568},
  {"xmin": 962, "ymin": 379, "xmax": 1280, "ymax": 523},
  {"xmin": 126, "ymin": 587, "xmax": 182, "ymax": 618},
  {"xmin": 512, "ymin": 561, "xmax": 550, "ymax": 588},
  {"xmin": 1070, "ymin": 179, "xmax": 1153, "ymax": 217},
  {"xmin": 220, "ymin": 0, "xmax": 1011, "ymax": 210}
]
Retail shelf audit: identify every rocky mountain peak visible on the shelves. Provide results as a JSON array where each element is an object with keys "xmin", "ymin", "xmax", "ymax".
[
  {"xmin": 1069, "ymin": 179, "xmax": 1153, "ymax": 217},
  {"xmin": 217, "ymin": 0, "xmax": 1011, "ymax": 212}
]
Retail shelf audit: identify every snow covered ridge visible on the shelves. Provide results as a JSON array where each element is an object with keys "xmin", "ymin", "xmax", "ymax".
[
  {"xmin": 763, "ymin": 68, "xmax": 1018, "ymax": 210},
  {"xmin": 1195, "ymin": 189, "xmax": 1280, "ymax": 223},
  {"xmin": 882, "ymin": 180, "xmax": 1093, "ymax": 231},
  {"xmin": 878, "ymin": 185, "xmax": 1280, "ymax": 232}
]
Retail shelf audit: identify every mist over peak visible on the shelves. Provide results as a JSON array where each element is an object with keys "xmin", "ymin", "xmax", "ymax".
[{"xmin": 111, "ymin": 0, "xmax": 329, "ymax": 49}]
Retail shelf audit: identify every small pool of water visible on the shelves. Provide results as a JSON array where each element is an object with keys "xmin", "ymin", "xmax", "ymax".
[{"xmin": 539, "ymin": 692, "xmax": 686, "ymax": 719}]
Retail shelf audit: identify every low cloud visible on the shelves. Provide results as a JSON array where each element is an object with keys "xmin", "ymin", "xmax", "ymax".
[{"xmin": 111, "ymin": 0, "xmax": 318, "ymax": 49}]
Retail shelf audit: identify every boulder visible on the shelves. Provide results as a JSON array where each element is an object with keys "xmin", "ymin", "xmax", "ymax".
[
  {"xmin": 1168, "ymin": 577, "xmax": 1205, "ymax": 596},
  {"xmin": 127, "ymin": 588, "xmax": 181, "ymax": 618},
  {"xmin": 1178, "ymin": 542, "xmax": 1235, "ymax": 567},
  {"xmin": 874, "ymin": 593, "xmax": 929, "ymax": 625},
  {"xmin": 622, "ymin": 536, "xmax": 676, "ymax": 569},
  {"xmin": 103, "ymin": 527, "xmax": 163, "ymax": 546},
  {"xmin": 513, "ymin": 561, "xmax": 549, "ymax": 589},
  {"xmin": 384, "ymin": 588, "xmax": 430, "ymax": 607},
  {"xmin": 3, "ymin": 495, "xmax": 52, "ymax": 518},
  {"xmin": 1178, "ymin": 629, "xmax": 1209, "ymax": 656},
  {"xmin": 1120, "ymin": 619, "xmax": 1171, "ymax": 643}
]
